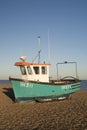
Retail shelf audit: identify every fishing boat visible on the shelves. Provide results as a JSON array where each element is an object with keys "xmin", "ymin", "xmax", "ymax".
[
  {"xmin": 9, "ymin": 38, "xmax": 80, "ymax": 102},
  {"xmin": 9, "ymin": 55, "xmax": 80, "ymax": 102}
]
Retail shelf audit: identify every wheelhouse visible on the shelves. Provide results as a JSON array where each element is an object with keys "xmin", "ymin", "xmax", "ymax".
[{"xmin": 15, "ymin": 62, "xmax": 51, "ymax": 82}]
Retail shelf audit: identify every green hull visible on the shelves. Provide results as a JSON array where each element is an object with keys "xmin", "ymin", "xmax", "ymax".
[{"xmin": 10, "ymin": 79, "xmax": 80, "ymax": 102}]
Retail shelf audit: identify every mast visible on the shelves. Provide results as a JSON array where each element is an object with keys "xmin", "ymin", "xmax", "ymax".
[
  {"xmin": 38, "ymin": 36, "xmax": 41, "ymax": 63},
  {"xmin": 32, "ymin": 36, "xmax": 41, "ymax": 63}
]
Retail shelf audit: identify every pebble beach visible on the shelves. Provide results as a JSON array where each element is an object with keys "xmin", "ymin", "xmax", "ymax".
[{"xmin": 0, "ymin": 84, "xmax": 87, "ymax": 130}]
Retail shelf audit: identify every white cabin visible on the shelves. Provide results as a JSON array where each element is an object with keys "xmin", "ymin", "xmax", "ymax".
[{"xmin": 15, "ymin": 61, "xmax": 51, "ymax": 83}]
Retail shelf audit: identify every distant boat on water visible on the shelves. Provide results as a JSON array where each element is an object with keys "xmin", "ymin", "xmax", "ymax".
[{"xmin": 9, "ymin": 37, "xmax": 81, "ymax": 103}]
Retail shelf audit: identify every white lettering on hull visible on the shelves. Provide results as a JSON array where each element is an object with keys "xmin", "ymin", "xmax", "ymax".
[
  {"xmin": 62, "ymin": 85, "xmax": 71, "ymax": 90},
  {"xmin": 20, "ymin": 82, "xmax": 33, "ymax": 88}
]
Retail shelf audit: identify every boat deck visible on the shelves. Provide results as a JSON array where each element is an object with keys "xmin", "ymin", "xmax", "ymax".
[{"xmin": 9, "ymin": 77, "xmax": 80, "ymax": 85}]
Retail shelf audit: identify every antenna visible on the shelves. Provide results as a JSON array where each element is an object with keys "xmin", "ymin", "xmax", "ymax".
[
  {"xmin": 38, "ymin": 36, "xmax": 41, "ymax": 63},
  {"xmin": 48, "ymin": 30, "xmax": 51, "ymax": 63}
]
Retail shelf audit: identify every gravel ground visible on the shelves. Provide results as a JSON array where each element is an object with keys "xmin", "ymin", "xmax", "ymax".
[{"xmin": 0, "ymin": 84, "xmax": 87, "ymax": 130}]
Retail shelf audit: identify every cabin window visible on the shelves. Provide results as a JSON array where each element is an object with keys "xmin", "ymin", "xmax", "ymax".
[
  {"xmin": 27, "ymin": 66, "xmax": 32, "ymax": 75},
  {"xmin": 42, "ymin": 66, "xmax": 47, "ymax": 74},
  {"xmin": 33, "ymin": 67, "xmax": 39, "ymax": 74},
  {"xmin": 20, "ymin": 66, "xmax": 26, "ymax": 75}
]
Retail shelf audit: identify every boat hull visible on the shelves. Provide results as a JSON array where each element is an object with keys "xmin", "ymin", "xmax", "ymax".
[{"xmin": 10, "ymin": 79, "xmax": 80, "ymax": 102}]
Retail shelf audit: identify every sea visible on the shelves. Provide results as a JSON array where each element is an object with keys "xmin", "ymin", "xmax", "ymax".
[{"xmin": 0, "ymin": 80, "xmax": 87, "ymax": 90}]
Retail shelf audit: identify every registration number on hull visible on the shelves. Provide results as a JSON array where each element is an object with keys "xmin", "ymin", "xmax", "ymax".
[
  {"xmin": 20, "ymin": 82, "xmax": 33, "ymax": 88},
  {"xmin": 62, "ymin": 85, "xmax": 71, "ymax": 90}
]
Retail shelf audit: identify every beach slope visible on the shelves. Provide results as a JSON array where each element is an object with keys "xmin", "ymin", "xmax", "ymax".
[{"xmin": 0, "ymin": 84, "xmax": 87, "ymax": 130}]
